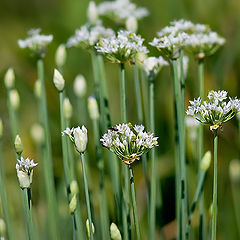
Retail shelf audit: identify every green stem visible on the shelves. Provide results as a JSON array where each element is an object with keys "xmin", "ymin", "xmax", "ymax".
[
  {"xmin": 129, "ymin": 166, "xmax": 140, "ymax": 240},
  {"xmin": 80, "ymin": 154, "xmax": 94, "ymax": 240},
  {"xmin": 231, "ymin": 180, "xmax": 240, "ymax": 238},
  {"xmin": 37, "ymin": 59, "xmax": 59, "ymax": 240},
  {"xmin": 211, "ymin": 130, "xmax": 218, "ymax": 240}
]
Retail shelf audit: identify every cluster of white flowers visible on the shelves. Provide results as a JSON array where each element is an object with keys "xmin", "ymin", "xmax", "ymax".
[
  {"xmin": 16, "ymin": 157, "xmax": 38, "ymax": 174},
  {"xmin": 96, "ymin": 30, "xmax": 148, "ymax": 63},
  {"xmin": 100, "ymin": 123, "xmax": 158, "ymax": 165},
  {"xmin": 62, "ymin": 126, "xmax": 88, "ymax": 153},
  {"xmin": 18, "ymin": 28, "xmax": 53, "ymax": 57},
  {"xmin": 186, "ymin": 90, "xmax": 240, "ymax": 128},
  {"xmin": 67, "ymin": 23, "xmax": 114, "ymax": 49},
  {"xmin": 98, "ymin": 0, "xmax": 148, "ymax": 22},
  {"xmin": 143, "ymin": 56, "xmax": 169, "ymax": 80}
]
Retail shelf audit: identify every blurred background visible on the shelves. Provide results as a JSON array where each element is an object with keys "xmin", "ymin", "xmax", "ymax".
[{"xmin": 1, "ymin": 0, "xmax": 240, "ymax": 239}]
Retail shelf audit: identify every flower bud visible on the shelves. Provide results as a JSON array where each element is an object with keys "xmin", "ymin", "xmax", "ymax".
[
  {"xmin": 9, "ymin": 89, "xmax": 20, "ymax": 110},
  {"xmin": 0, "ymin": 219, "xmax": 6, "ymax": 237},
  {"xmin": 229, "ymin": 159, "xmax": 240, "ymax": 182},
  {"xmin": 63, "ymin": 98, "xmax": 73, "ymax": 120},
  {"xmin": 34, "ymin": 79, "xmax": 41, "ymax": 99},
  {"xmin": 126, "ymin": 16, "xmax": 138, "ymax": 33},
  {"xmin": 86, "ymin": 219, "xmax": 95, "ymax": 238},
  {"xmin": 136, "ymin": 52, "xmax": 147, "ymax": 65},
  {"xmin": 30, "ymin": 124, "xmax": 44, "ymax": 145},
  {"xmin": 14, "ymin": 135, "xmax": 23, "ymax": 155},
  {"xmin": 55, "ymin": 44, "xmax": 67, "ymax": 68},
  {"xmin": 4, "ymin": 68, "xmax": 15, "ymax": 89},
  {"xmin": 110, "ymin": 223, "xmax": 122, "ymax": 240},
  {"xmin": 69, "ymin": 194, "xmax": 77, "ymax": 214},
  {"xmin": 73, "ymin": 126, "xmax": 88, "ymax": 153},
  {"xmin": 88, "ymin": 96, "xmax": 99, "ymax": 120},
  {"xmin": 53, "ymin": 69, "xmax": 65, "ymax": 92},
  {"xmin": 17, "ymin": 170, "xmax": 33, "ymax": 189},
  {"xmin": 73, "ymin": 74, "xmax": 87, "ymax": 98},
  {"xmin": 70, "ymin": 180, "xmax": 79, "ymax": 195},
  {"xmin": 200, "ymin": 151, "xmax": 211, "ymax": 171},
  {"xmin": 87, "ymin": 1, "xmax": 98, "ymax": 25},
  {"xmin": 0, "ymin": 119, "xmax": 3, "ymax": 139}
]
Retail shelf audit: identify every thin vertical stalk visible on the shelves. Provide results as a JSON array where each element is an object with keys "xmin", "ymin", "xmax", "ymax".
[
  {"xmin": 120, "ymin": 63, "xmax": 130, "ymax": 240},
  {"xmin": 211, "ymin": 130, "xmax": 218, "ymax": 240},
  {"xmin": 37, "ymin": 59, "xmax": 59, "ymax": 240},
  {"xmin": 129, "ymin": 166, "xmax": 140, "ymax": 240},
  {"xmin": 0, "ymin": 139, "xmax": 14, "ymax": 240},
  {"xmin": 90, "ymin": 52, "xmax": 100, "ymax": 102},
  {"xmin": 80, "ymin": 154, "xmax": 94, "ymax": 240}
]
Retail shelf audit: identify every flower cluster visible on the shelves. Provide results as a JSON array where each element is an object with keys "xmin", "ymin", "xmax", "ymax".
[
  {"xmin": 186, "ymin": 90, "xmax": 240, "ymax": 129},
  {"xmin": 96, "ymin": 30, "xmax": 148, "ymax": 63},
  {"xmin": 67, "ymin": 23, "xmax": 114, "ymax": 49},
  {"xmin": 18, "ymin": 28, "xmax": 53, "ymax": 57},
  {"xmin": 143, "ymin": 56, "xmax": 169, "ymax": 80},
  {"xmin": 62, "ymin": 126, "xmax": 88, "ymax": 153},
  {"xmin": 98, "ymin": 0, "xmax": 148, "ymax": 23},
  {"xmin": 100, "ymin": 123, "xmax": 158, "ymax": 165}
]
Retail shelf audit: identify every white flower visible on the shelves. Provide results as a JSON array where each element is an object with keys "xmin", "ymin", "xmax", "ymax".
[
  {"xmin": 18, "ymin": 28, "xmax": 53, "ymax": 57},
  {"xmin": 96, "ymin": 30, "xmax": 148, "ymax": 63}
]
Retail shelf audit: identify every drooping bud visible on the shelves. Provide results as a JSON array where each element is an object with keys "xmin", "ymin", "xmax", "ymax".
[
  {"xmin": 200, "ymin": 151, "xmax": 211, "ymax": 171},
  {"xmin": 53, "ymin": 69, "xmax": 65, "ymax": 92},
  {"xmin": 229, "ymin": 159, "xmax": 240, "ymax": 183},
  {"xmin": 87, "ymin": 1, "xmax": 98, "ymax": 25},
  {"xmin": 88, "ymin": 95, "xmax": 99, "ymax": 120},
  {"xmin": 14, "ymin": 135, "xmax": 23, "ymax": 155},
  {"xmin": 55, "ymin": 44, "xmax": 67, "ymax": 69},
  {"xmin": 86, "ymin": 219, "xmax": 95, "ymax": 238},
  {"xmin": 73, "ymin": 126, "xmax": 88, "ymax": 153},
  {"xmin": 34, "ymin": 79, "xmax": 41, "ymax": 99},
  {"xmin": 126, "ymin": 16, "xmax": 138, "ymax": 33},
  {"xmin": 9, "ymin": 89, "xmax": 20, "ymax": 110},
  {"xmin": 69, "ymin": 194, "xmax": 77, "ymax": 214},
  {"xmin": 0, "ymin": 119, "xmax": 3, "ymax": 139},
  {"xmin": 73, "ymin": 74, "xmax": 87, "ymax": 98},
  {"xmin": 110, "ymin": 223, "xmax": 122, "ymax": 240},
  {"xmin": 4, "ymin": 68, "xmax": 15, "ymax": 89},
  {"xmin": 63, "ymin": 98, "xmax": 73, "ymax": 120},
  {"xmin": 30, "ymin": 124, "xmax": 44, "ymax": 145}
]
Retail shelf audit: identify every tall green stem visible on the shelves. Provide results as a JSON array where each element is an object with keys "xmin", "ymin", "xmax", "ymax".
[
  {"xmin": 129, "ymin": 166, "xmax": 140, "ymax": 240},
  {"xmin": 37, "ymin": 59, "xmax": 59, "ymax": 240},
  {"xmin": 80, "ymin": 154, "xmax": 94, "ymax": 240},
  {"xmin": 211, "ymin": 130, "xmax": 218, "ymax": 240}
]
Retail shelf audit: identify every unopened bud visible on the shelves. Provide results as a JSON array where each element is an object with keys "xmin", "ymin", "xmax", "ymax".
[
  {"xmin": 110, "ymin": 223, "xmax": 122, "ymax": 240},
  {"xmin": 73, "ymin": 75, "xmax": 87, "ymax": 98},
  {"xmin": 126, "ymin": 16, "xmax": 138, "ymax": 33},
  {"xmin": 69, "ymin": 194, "xmax": 77, "ymax": 214},
  {"xmin": 88, "ymin": 96, "xmax": 99, "ymax": 120},
  {"xmin": 9, "ymin": 89, "xmax": 20, "ymax": 110},
  {"xmin": 53, "ymin": 69, "xmax": 65, "ymax": 91},
  {"xmin": 229, "ymin": 159, "xmax": 240, "ymax": 182},
  {"xmin": 30, "ymin": 124, "xmax": 44, "ymax": 145},
  {"xmin": 70, "ymin": 180, "xmax": 79, "ymax": 195},
  {"xmin": 63, "ymin": 98, "xmax": 73, "ymax": 120},
  {"xmin": 86, "ymin": 219, "xmax": 95, "ymax": 238},
  {"xmin": 0, "ymin": 219, "xmax": 6, "ymax": 237},
  {"xmin": 34, "ymin": 80, "xmax": 41, "ymax": 99},
  {"xmin": 87, "ymin": 1, "xmax": 98, "ymax": 25},
  {"xmin": 200, "ymin": 151, "xmax": 211, "ymax": 171},
  {"xmin": 55, "ymin": 44, "xmax": 67, "ymax": 68},
  {"xmin": 0, "ymin": 119, "xmax": 3, "ymax": 139},
  {"xmin": 14, "ymin": 135, "xmax": 23, "ymax": 155},
  {"xmin": 4, "ymin": 68, "xmax": 15, "ymax": 89},
  {"xmin": 17, "ymin": 170, "xmax": 33, "ymax": 189},
  {"xmin": 136, "ymin": 52, "xmax": 147, "ymax": 65}
]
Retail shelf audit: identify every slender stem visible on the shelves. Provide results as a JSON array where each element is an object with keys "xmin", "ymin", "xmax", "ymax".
[
  {"xmin": 211, "ymin": 130, "xmax": 218, "ymax": 240},
  {"xmin": 231, "ymin": 180, "xmax": 240, "ymax": 238},
  {"xmin": 80, "ymin": 154, "xmax": 94, "ymax": 240},
  {"xmin": 129, "ymin": 166, "xmax": 140, "ymax": 240},
  {"xmin": 90, "ymin": 52, "xmax": 100, "ymax": 103},
  {"xmin": 120, "ymin": 63, "xmax": 127, "ymax": 123},
  {"xmin": 37, "ymin": 59, "xmax": 59, "ymax": 240}
]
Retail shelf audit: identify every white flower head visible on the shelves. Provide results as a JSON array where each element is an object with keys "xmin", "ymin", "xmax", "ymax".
[
  {"xmin": 96, "ymin": 30, "xmax": 149, "ymax": 63},
  {"xmin": 18, "ymin": 28, "xmax": 53, "ymax": 58},
  {"xmin": 186, "ymin": 90, "xmax": 240, "ymax": 129},
  {"xmin": 100, "ymin": 123, "xmax": 158, "ymax": 165}
]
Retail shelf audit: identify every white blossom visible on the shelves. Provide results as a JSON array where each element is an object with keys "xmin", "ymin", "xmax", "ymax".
[{"xmin": 16, "ymin": 156, "xmax": 38, "ymax": 174}]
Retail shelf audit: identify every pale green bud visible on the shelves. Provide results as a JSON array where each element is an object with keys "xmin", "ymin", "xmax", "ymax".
[
  {"xmin": 34, "ymin": 79, "xmax": 41, "ymax": 99},
  {"xmin": 200, "ymin": 151, "xmax": 211, "ymax": 171},
  {"xmin": 88, "ymin": 96, "xmax": 99, "ymax": 120},
  {"xmin": 70, "ymin": 180, "xmax": 79, "ymax": 195},
  {"xmin": 69, "ymin": 194, "xmax": 77, "ymax": 214},
  {"xmin": 0, "ymin": 219, "xmax": 6, "ymax": 237},
  {"xmin": 229, "ymin": 159, "xmax": 240, "ymax": 182},
  {"xmin": 9, "ymin": 89, "xmax": 20, "ymax": 110},
  {"xmin": 63, "ymin": 98, "xmax": 73, "ymax": 120},
  {"xmin": 17, "ymin": 170, "xmax": 33, "ymax": 189},
  {"xmin": 126, "ymin": 16, "xmax": 138, "ymax": 33},
  {"xmin": 14, "ymin": 135, "xmax": 23, "ymax": 155},
  {"xmin": 4, "ymin": 68, "xmax": 15, "ymax": 89},
  {"xmin": 87, "ymin": 1, "xmax": 98, "ymax": 25},
  {"xmin": 86, "ymin": 219, "xmax": 95, "ymax": 238},
  {"xmin": 73, "ymin": 74, "xmax": 87, "ymax": 98},
  {"xmin": 110, "ymin": 223, "xmax": 122, "ymax": 240},
  {"xmin": 55, "ymin": 44, "xmax": 67, "ymax": 68},
  {"xmin": 53, "ymin": 69, "xmax": 65, "ymax": 91},
  {"xmin": 73, "ymin": 126, "xmax": 88, "ymax": 153},
  {"xmin": 30, "ymin": 124, "xmax": 44, "ymax": 145},
  {"xmin": 0, "ymin": 119, "xmax": 3, "ymax": 139}
]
